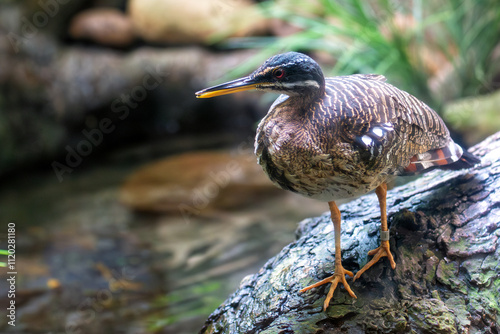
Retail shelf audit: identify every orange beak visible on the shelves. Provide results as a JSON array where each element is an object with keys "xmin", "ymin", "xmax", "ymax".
[{"xmin": 195, "ymin": 76, "xmax": 260, "ymax": 98}]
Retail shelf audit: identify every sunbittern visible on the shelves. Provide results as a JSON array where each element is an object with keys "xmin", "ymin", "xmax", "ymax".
[{"xmin": 195, "ymin": 52, "xmax": 479, "ymax": 311}]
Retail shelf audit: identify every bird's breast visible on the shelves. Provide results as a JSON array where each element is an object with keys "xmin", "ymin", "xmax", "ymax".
[
  {"xmin": 255, "ymin": 114, "xmax": 385, "ymax": 201},
  {"xmin": 254, "ymin": 91, "xmax": 399, "ymax": 201}
]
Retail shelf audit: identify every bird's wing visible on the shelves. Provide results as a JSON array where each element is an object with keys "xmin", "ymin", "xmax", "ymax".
[{"xmin": 326, "ymin": 76, "xmax": 457, "ymax": 173}]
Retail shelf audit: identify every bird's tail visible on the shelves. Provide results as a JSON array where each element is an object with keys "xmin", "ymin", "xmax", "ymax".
[
  {"xmin": 438, "ymin": 150, "xmax": 481, "ymax": 170},
  {"xmin": 402, "ymin": 141, "xmax": 480, "ymax": 175}
]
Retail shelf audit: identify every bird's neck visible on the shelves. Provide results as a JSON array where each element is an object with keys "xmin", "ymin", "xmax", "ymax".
[{"xmin": 285, "ymin": 85, "xmax": 325, "ymax": 109}]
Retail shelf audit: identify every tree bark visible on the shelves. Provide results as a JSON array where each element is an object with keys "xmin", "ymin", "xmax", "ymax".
[{"xmin": 199, "ymin": 131, "xmax": 500, "ymax": 334}]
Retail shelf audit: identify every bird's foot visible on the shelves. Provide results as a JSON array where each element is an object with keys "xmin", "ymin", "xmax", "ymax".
[
  {"xmin": 353, "ymin": 240, "xmax": 396, "ymax": 281},
  {"xmin": 300, "ymin": 264, "xmax": 357, "ymax": 311}
]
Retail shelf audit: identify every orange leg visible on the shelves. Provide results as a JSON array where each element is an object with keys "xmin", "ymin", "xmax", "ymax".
[
  {"xmin": 300, "ymin": 201, "xmax": 356, "ymax": 311},
  {"xmin": 353, "ymin": 182, "xmax": 396, "ymax": 281}
]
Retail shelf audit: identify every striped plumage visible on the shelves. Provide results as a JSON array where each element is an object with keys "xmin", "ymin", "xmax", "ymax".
[
  {"xmin": 196, "ymin": 52, "xmax": 479, "ymax": 311},
  {"xmin": 255, "ymin": 73, "xmax": 464, "ymax": 201}
]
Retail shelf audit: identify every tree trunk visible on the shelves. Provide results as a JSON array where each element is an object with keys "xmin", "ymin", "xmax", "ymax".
[{"xmin": 199, "ymin": 131, "xmax": 500, "ymax": 334}]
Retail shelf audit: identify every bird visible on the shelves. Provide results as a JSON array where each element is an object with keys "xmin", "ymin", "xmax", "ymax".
[{"xmin": 195, "ymin": 51, "xmax": 480, "ymax": 311}]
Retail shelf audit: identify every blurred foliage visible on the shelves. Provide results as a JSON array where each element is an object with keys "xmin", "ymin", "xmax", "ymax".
[
  {"xmin": 443, "ymin": 89, "xmax": 500, "ymax": 143},
  {"xmin": 222, "ymin": 0, "xmax": 500, "ymax": 109},
  {"xmin": 0, "ymin": 249, "xmax": 7, "ymax": 267}
]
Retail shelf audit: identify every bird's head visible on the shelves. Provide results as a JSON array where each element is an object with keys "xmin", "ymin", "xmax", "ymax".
[{"xmin": 196, "ymin": 52, "xmax": 325, "ymax": 99}]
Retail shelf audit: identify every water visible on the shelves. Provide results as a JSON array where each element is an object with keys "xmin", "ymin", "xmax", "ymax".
[{"xmin": 0, "ymin": 145, "xmax": 325, "ymax": 333}]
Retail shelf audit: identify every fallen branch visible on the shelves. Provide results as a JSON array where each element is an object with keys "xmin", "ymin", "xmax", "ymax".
[{"xmin": 200, "ymin": 131, "xmax": 500, "ymax": 333}]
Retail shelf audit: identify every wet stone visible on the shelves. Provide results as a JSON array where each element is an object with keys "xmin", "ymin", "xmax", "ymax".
[
  {"xmin": 120, "ymin": 150, "xmax": 280, "ymax": 213},
  {"xmin": 436, "ymin": 260, "xmax": 466, "ymax": 294},
  {"xmin": 460, "ymin": 201, "xmax": 490, "ymax": 223},
  {"xmin": 423, "ymin": 251, "xmax": 440, "ymax": 285},
  {"xmin": 447, "ymin": 215, "xmax": 499, "ymax": 257},
  {"xmin": 68, "ymin": 8, "xmax": 136, "ymax": 47},
  {"xmin": 200, "ymin": 132, "xmax": 500, "ymax": 333},
  {"xmin": 445, "ymin": 295, "xmax": 471, "ymax": 329},
  {"xmin": 408, "ymin": 298, "xmax": 457, "ymax": 334},
  {"xmin": 392, "ymin": 209, "xmax": 422, "ymax": 231}
]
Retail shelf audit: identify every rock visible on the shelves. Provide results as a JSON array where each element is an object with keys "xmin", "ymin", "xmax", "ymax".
[
  {"xmin": 0, "ymin": 15, "xmax": 261, "ymax": 175},
  {"xmin": 120, "ymin": 150, "xmax": 280, "ymax": 213},
  {"xmin": 47, "ymin": 46, "xmax": 257, "ymax": 122},
  {"xmin": 49, "ymin": 47, "xmax": 138, "ymax": 120},
  {"xmin": 21, "ymin": 0, "xmax": 88, "ymax": 36},
  {"xmin": 68, "ymin": 8, "xmax": 136, "ymax": 47},
  {"xmin": 199, "ymin": 131, "xmax": 500, "ymax": 333},
  {"xmin": 127, "ymin": 0, "xmax": 269, "ymax": 44}
]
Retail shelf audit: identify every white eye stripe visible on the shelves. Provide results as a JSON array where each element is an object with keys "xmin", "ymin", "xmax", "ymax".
[
  {"xmin": 258, "ymin": 80, "xmax": 320, "ymax": 90},
  {"xmin": 280, "ymin": 80, "xmax": 320, "ymax": 89}
]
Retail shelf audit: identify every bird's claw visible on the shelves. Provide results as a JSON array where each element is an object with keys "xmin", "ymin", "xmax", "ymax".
[
  {"xmin": 353, "ymin": 240, "xmax": 395, "ymax": 281},
  {"xmin": 300, "ymin": 265, "xmax": 357, "ymax": 311}
]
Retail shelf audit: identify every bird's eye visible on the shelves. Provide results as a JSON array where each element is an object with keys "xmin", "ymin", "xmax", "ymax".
[{"xmin": 273, "ymin": 68, "xmax": 285, "ymax": 79}]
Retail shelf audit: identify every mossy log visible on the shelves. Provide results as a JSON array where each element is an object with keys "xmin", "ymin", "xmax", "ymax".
[{"xmin": 200, "ymin": 131, "xmax": 500, "ymax": 334}]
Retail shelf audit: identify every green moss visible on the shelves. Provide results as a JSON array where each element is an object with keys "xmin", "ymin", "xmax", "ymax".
[
  {"xmin": 462, "ymin": 256, "xmax": 498, "ymax": 288},
  {"xmin": 362, "ymin": 306, "xmax": 408, "ymax": 333},
  {"xmin": 395, "ymin": 244, "xmax": 424, "ymax": 283},
  {"xmin": 448, "ymin": 238, "xmax": 470, "ymax": 254},
  {"xmin": 424, "ymin": 253, "xmax": 439, "ymax": 284},
  {"xmin": 468, "ymin": 281, "xmax": 500, "ymax": 315},
  {"xmin": 398, "ymin": 284, "xmax": 414, "ymax": 300},
  {"xmin": 430, "ymin": 290, "xmax": 441, "ymax": 300},
  {"xmin": 436, "ymin": 260, "xmax": 467, "ymax": 294},
  {"xmin": 481, "ymin": 253, "xmax": 498, "ymax": 270},
  {"xmin": 326, "ymin": 304, "xmax": 356, "ymax": 318},
  {"xmin": 445, "ymin": 296, "xmax": 470, "ymax": 329},
  {"xmin": 408, "ymin": 298, "xmax": 457, "ymax": 334},
  {"xmin": 424, "ymin": 249, "xmax": 434, "ymax": 259},
  {"xmin": 260, "ymin": 320, "xmax": 322, "ymax": 334}
]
